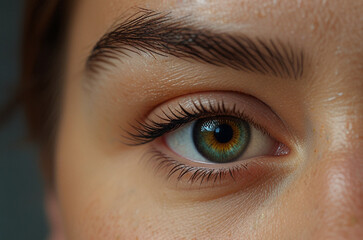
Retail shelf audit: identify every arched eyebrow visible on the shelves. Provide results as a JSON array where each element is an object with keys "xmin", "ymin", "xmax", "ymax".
[{"xmin": 86, "ymin": 8, "xmax": 305, "ymax": 80}]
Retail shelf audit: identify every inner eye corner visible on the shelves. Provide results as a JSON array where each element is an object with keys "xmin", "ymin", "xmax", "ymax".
[{"xmin": 274, "ymin": 141, "xmax": 291, "ymax": 156}]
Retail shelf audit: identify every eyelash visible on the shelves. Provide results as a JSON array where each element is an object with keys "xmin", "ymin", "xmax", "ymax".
[
  {"xmin": 125, "ymin": 99, "xmax": 268, "ymax": 145},
  {"xmin": 146, "ymin": 149, "xmax": 247, "ymax": 185},
  {"xmin": 123, "ymin": 99, "xmax": 276, "ymax": 185}
]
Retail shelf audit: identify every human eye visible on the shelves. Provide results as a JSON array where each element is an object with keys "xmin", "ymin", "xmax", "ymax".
[
  {"xmin": 124, "ymin": 92, "xmax": 290, "ymax": 189},
  {"xmin": 165, "ymin": 115, "xmax": 274, "ymax": 164}
]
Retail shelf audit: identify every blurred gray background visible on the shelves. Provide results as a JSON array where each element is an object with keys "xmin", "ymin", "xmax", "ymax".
[{"xmin": 0, "ymin": 0, "xmax": 48, "ymax": 239}]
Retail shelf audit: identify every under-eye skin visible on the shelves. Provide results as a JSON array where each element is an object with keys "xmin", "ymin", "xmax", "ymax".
[{"xmin": 124, "ymin": 92, "xmax": 290, "ymax": 187}]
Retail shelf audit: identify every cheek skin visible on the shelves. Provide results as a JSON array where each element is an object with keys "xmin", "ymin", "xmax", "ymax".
[
  {"xmin": 274, "ymin": 154, "xmax": 362, "ymax": 239},
  {"xmin": 55, "ymin": 85, "xmax": 160, "ymax": 239},
  {"xmin": 56, "ymin": 125, "xmax": 153, "ymax": 239}
]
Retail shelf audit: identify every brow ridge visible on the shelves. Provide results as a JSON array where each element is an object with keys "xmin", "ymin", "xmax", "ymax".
[{"xmin": 86, "ymin": 8, "xmax": 304, "ymax": 80}]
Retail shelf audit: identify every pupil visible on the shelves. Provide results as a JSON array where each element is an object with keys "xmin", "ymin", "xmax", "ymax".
[{"xmin": 214, "ymin": 124, "xmax": 234, "ymax": 143}]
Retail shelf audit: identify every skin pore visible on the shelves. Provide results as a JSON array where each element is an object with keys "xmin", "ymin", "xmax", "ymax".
[{"xmin": 54, "ymin": 0, "xmax": 362, "ymax": 239}]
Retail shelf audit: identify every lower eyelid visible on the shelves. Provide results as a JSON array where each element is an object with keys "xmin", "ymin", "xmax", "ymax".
[{"xmin": 143, "ymin": 143, "xmax": 291, "ymax": 198}]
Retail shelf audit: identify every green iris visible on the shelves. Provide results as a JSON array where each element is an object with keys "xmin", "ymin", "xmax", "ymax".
[{"xmin": 193, "ymin": 116, "xmax": 251, "ymax": 163}]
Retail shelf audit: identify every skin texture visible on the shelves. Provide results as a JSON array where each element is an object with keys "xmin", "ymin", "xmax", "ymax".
[{"xmin": 53, "ymin": 0, "xmax": 362, "ymax": 239}]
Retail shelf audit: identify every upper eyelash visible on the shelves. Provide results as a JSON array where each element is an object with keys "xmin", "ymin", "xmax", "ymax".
[{"xmin": 123, "ymin": 99, "xmax": 267, "ymax": 145}]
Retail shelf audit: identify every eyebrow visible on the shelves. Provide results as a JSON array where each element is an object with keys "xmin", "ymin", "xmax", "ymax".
[{"xmin": 86, "ymin": 8, "xmax": 305, "ymax": 79}]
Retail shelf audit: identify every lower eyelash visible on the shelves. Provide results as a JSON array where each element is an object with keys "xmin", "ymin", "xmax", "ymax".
[{"xmin": 146, "ymin": 149, "xmax": 250, "ymax": 185}]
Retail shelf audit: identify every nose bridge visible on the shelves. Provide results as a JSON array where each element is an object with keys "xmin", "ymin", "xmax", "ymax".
[{"xmin": 306, "ymin": 110, "xmax": 363, "ymax": 238}]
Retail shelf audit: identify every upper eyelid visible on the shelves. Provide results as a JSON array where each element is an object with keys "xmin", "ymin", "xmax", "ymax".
[
  {"xmin": 123, "ymin": 92, "xmax": 291, "ymax": 147},
  {"xmin": 125, "ymin": 100, "xmax": 252, "ymax": 145}
]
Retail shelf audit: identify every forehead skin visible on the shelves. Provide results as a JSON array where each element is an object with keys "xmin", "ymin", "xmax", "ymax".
[{"xmin": 56, "ymin": 0, "xmax": 363, "ymax": 239}]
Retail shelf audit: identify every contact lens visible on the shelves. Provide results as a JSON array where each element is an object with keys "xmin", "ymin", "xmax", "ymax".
[{"xmin": 193, "ymin": 116, "xmax": 250, "ymax": 163}]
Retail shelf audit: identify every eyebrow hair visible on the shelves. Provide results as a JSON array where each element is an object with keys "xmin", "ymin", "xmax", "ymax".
[{"xmin": 86, "ymin": 8, "xmax": 304, "ymax": 79}]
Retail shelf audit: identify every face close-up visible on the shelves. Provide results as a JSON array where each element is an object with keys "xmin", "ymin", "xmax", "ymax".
[{"xmin": 47, "ymin": 0, "xmax": 363, "ymax": 239}]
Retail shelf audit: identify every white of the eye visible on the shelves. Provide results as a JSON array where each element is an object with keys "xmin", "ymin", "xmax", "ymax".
[{"xmin": 165, "ymin": 120, "xmax": 275, "ymax": 164}]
